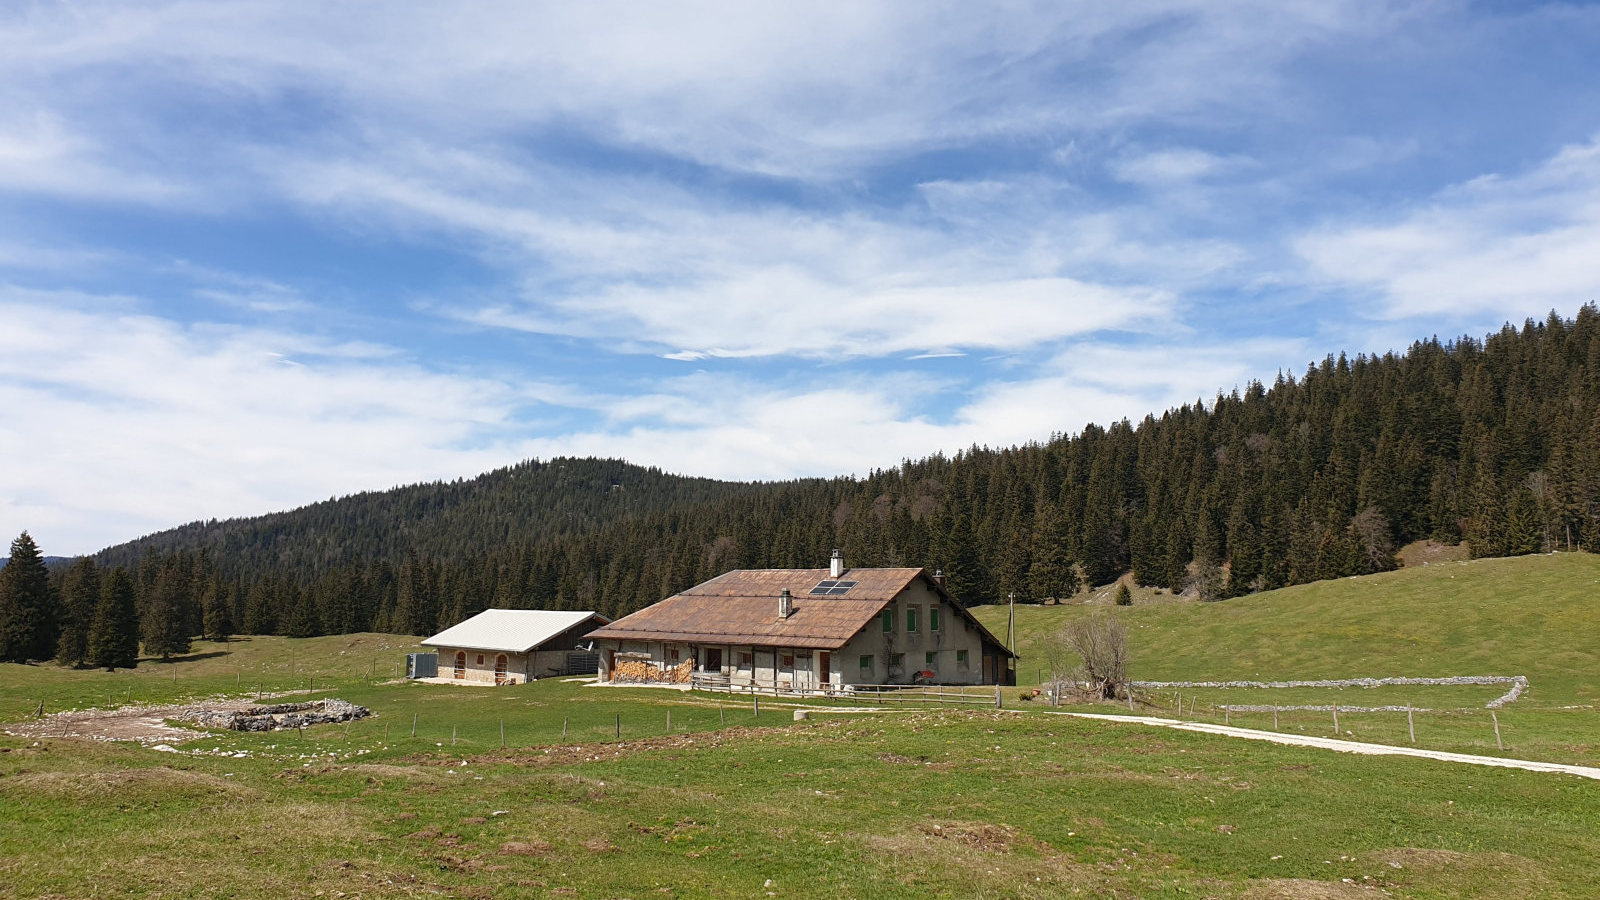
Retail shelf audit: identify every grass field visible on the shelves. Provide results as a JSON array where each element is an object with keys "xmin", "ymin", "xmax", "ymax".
[
  {"xmin": 973, "ymin": 552, "xmax": 1600, "ymax": 766},
  {"xmin": 2, "ymin": 554, "xmax": 1599, "ymax": 897}
]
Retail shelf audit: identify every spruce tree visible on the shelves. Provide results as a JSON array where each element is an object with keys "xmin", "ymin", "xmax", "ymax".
[
  {"xmin": 55, "ymin": 558, "xmax": 101, "ymax": 667},
  {"xmin": 0, "ymin": 532, "xmax": 57, "ymax": 662},
  {"xmin": 88, "ymin": 568, "xmax": 140, "ymax": 670},
  {"xmin": 141, "ymin": 564, "xmax": 192, "ymax": 660},
  {"xmin": 201, "ymin": 579, "xmax": 233, "ymax": 642}
]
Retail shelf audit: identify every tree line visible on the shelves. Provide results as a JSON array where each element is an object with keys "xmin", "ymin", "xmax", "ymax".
[{"xmin": 4, "ymin": 307, "xmax": 1599, "ymax": 657}]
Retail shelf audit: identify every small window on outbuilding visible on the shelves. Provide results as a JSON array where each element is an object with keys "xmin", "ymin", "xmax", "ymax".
[
  {"xmin": 781, "ymin": 653, "xmax": 794, "ymax": 669},
  {"xmin": 739, "ymin": 651, "xmax": 753, "ymax": 668},
  {"xmin": 476, "ymin": 654, "xmax": 485, "ymax": 666},
  {"xmin": 859, "ymin": 654, "xmax": 874, "ymax": 671},
  {"xmin": 930, "ymin": 608, "xmax": 941, "ymax": 632},
  {"xmin": 666, "ymin": 645, "xmax": 680, "ymax": 663},
  {"xmin": 956, "ymin": 649, "xmax": 969, "ymax": 668}
]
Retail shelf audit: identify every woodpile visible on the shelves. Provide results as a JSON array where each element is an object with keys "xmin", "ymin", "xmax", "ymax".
[{"xmin": 611, "ymin": 657, "xmax": 694, "ymax": 684}]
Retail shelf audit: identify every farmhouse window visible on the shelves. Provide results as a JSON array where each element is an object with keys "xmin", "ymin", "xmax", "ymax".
[
  {"xmin": 739, "ymin": 651, "xmax": 753, "ymax": 668},
  {"xmin": 859, "ymin": 654, "xmax": 874, "ymax": 671},
  {"xmin": 666, "ymin": 645, "xmax": 680, "ymax": 663},
  {"xmin": 956, "ymin": 649, "xmax": 969, "ymax": 668},
  {"xmin": 881, "ymin": 609, "xmax": 893, "ymax": 633},
  {"xmin": 906, "ymin": 607, "xmax": 918, "ymax": 633},
  {"xmin": 476, "ymin": 654, "xmax": 484, "ymax": 665},
  {"xmin": 781, "ymin": 653, "xmax": 794, "ymax": 669},
  {"xmin": 930, "ymin": 608, "xmax": 941, "ymax": 632},
  {"xmin": 925, "ymin": 651, "xmax": 935, "ymax": 666},
  {"xmin": 889, "ymin": 653, "xmax": 905, "ymax": 668}
]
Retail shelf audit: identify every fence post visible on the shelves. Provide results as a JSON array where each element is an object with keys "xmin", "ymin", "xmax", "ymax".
[
  {"xmin": 1332, "ymin": 703, "xmax": 1340, "ymax": 734},
  {"xmin": 994, "ymin": 684, "xmax": 1002, "ymax": 709},
  {"xmin": 1492, "ymin": 711, "xmax": 1503, "ymax": 751},
  {"xmin": 719, "ymin": 705, "xmax": 725, "ymax": 725},
  {"xmin": 451, "ymin": 724, "xmax": 457, "ymax": 746},
  {"xmin": 753, "ymin": 696, "xmax": 759, "ymax": 717},
  {"xmin": 1127, "ymin": 689, "xmax": 1135, "ymax": 712},
  {"xmin": 500, "ymin": 719, "xmax": 506, "ymax": 749},
  {"xmin": 384, "ymin": 723, "xmax": 390, "ymax": 742},
  {"xmin": 1273, "ymin": 706, "xmax": 1279, "ymax": 730},
  {"xmin": 562, "ymin": 717, "xmax": 568, "ymax": 740},
  {"xmin": 1176, "ymin": 692, "xmax": 1182, "ymax": 717},
  {"xmin": 1407, "ymin": 706, "xmax": 1415, "ymax": 743},
  {"xmin": 1224, "ymin": 706, "xmax": 1229, "ymax": 726},
  {"xmin": 666, "ymin": 710, "xmax": 671, "ymax": 733}
]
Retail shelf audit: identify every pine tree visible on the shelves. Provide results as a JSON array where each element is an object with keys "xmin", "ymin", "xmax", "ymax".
[
  {"xmin": 55, "ymin": 558, "xmax": 101, "ymax": 667},
  {"xmin": 88, "ymin": 568, "xmax": 140, "ymax": 670},
  {"xmin": 0, "ymin": 532, "xmax": 57, "ymax": 662}
]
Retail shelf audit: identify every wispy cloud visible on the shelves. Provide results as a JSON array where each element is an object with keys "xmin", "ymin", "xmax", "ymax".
[{"xmin": 1297, "ymin": 135, "xmax": 1600, "ymax": 320}]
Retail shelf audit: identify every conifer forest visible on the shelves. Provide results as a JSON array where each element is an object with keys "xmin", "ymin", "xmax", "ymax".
[{"xmin": 4, "ymin": 308, "xmax": 1600, "ymax": 661}]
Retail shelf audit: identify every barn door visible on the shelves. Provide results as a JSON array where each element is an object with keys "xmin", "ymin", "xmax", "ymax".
[
  {"xmin": 819, "ymin": 652, "xmax": 831, "ymax": 689},
  {"xmin": 494, "ymin": 654, "xmax": 508, "ymax": 685}
]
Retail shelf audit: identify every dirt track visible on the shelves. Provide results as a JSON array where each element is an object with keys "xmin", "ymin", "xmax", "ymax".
[{"xmin": 1052, "ymin": 711, "xmax": 1600, "ymax": 780}]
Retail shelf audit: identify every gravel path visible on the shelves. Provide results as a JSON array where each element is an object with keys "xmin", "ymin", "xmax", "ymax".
[{"xmin": 1051, "ymin": 711, "xmax": 1600, "ymax": 780}]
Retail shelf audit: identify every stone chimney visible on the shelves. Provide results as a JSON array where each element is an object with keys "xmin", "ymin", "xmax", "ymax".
[
  {"xmin": 778, "ymin": 588, "xmax": 794, "ymax": 619},
  {"xmin": 830, "ymin": 548, "xmax": 844, "ymax": 578},
  {"xmin": 932, "ymin": 569, "xmax": 946, "ymax": 589}
]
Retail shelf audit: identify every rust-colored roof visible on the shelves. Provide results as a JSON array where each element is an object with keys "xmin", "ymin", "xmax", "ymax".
[{"xmin": 586, "ymin": 567, "xmax": 1014, "ymax": 656}]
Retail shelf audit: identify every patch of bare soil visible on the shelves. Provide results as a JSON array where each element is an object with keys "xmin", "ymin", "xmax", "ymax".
[
  {"xmin": 1397, "ymin": 539, "xmax": 1470, "ymax": 567},
  {"xmin": 916, "ymin": 821, "xmax": 1032, "ymax": 853},
  {"xmin": 499, "ymin": 840, "xmax": 552, "ymax": 856},
  {"xmin": 2, "ymin": 700, "xmax": 260, "ymax": 743},
  {"xmin": 3, "ymin": 698, "xmax": 369, "ymax": 744}
]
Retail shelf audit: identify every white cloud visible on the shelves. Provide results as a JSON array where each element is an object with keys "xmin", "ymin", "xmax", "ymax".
[
  {"xmin": 1111, "ymin": 148, "xmax": 1249, "ymax": 186},
  {"xmin": 1296, "ymin": 135, "xmax": 1600, "ymax": 319},
  {"xmin": 0, "ymin": 291, "xmax": 560, "ymax": 554}
]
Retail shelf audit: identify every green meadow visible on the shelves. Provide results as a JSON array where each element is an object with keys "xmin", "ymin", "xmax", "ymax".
[
  {"xmin": 974, "ymin": 552, "xmax": 1600, "ymax": 766},
  {"xmin": 1, "ymin": 553, "xmax": 1599, "ymax": 898}
]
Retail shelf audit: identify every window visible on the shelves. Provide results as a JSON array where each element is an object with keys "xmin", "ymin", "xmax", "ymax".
[
  {"xmin": 956, "ymin": 649, "xmax": 969, "ymax": 668},
  {"xmin": 476, "ymin": 654, "xmax": 484, "ymax": 665},
  {"xmin": 930, "ymin": 607, "xmax": 941, "ymax": 632},
  {"xmin": 666, "ymin": 645, "xmax": 680, "ymax": 663},
  {"xmin": 809, "ymin": 579, "xmax": 859, "ymax": 595},
  {"xmin": 925, "ymin": 651, "xmax": 935, "ymax": 666},
  {"xmin": 889, "ymin": 653, "xmax": 905, "ymax": 668},
  {"xmin": 906, "ymin": 607, "xmax": 918, "ymax": 633},
  {"xmin": 881, "ymin": 609, "xmax": 893, "ymax": 633},
  {"xmin": 859, "ymin": 654, "xmax": 874, "ymax": 671},
  {"xmin": 781, "ymin": 653, "xmax": 794, "ymax": 669},
  {"xmin": 739, "ymin": 651, "xmax": 753, "ymax": 667}
]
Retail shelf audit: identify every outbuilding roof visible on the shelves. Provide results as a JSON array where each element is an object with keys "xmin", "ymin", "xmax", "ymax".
[
  {"xmin": 422, "ymin": 609, "xmax": 610, "ymax": 654},
  {"xmin": 585, "ymin": 568, "xmax": 1013, "ymax": 655}
]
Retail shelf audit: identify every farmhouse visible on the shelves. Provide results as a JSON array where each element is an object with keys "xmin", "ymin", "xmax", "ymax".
[
  {"xmin": 422, "ymin": 609, "xmax": 611, "ymax": 684},
  {"xmin": 586, "ymin": 551, "xmax": 1015, "ymax": 691}
]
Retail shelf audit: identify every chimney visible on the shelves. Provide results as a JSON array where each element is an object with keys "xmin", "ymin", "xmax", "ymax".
[
  {"xmin": 932, "ymin": 569, "xmax": 946, "ymax": 589},
  {"xmin": 829, "ymin": 548, "xmax": 844, "ymax": 578},
  {"xmin": 778, "ymin": 588, "xmax": 794, "ymax": 619}
]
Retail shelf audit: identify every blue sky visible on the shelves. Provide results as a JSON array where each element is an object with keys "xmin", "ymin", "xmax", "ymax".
[{"xmin": 4, "ymin": 2, "xmax": 1600, "ymax": 554}]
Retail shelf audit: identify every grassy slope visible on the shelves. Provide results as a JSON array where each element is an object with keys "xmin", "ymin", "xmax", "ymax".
[
  {"xmin": 0, "ymin": 581, "xmax": 1598, "ymax": 898},
  {"xmin": 973, "ymin": 552, "xmax": 1600, "ymax": 764}
]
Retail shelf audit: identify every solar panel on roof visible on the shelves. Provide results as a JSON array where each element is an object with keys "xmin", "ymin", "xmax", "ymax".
[{"xmin": 809, "ymin": 579, "xmax": 857, "ymax": 596}]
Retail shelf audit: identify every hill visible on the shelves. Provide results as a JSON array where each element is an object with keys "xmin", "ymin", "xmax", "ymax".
[{"xmin": 55, "ymin": 306, "xmax": 1600, "ymax": 638}]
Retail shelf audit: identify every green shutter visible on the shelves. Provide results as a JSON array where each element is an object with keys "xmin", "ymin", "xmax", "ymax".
[
  {"xmin": 881, "ymin": 609, "xmax": 892, "ymax": 632},
  {"xmin": 907, "ymin": 607, "xmax": 917, "ymax": 632},
  {"xmin": 930, "ymin": 608, "xmax": 941, "ymax": 632}
]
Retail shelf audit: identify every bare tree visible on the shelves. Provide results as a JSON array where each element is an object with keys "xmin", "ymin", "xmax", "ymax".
[{"xmin": 1064, "ymin": 613, "xmax": 1128, "ymax": 700}]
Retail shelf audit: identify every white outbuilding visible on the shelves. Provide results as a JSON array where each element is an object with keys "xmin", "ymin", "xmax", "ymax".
[{"xmin": 421, "ymin": 609, "xmax": 611, "ymax": 684}]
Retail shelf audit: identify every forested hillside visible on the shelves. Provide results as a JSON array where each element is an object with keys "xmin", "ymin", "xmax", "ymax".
[{"xmin": 8, "ymin": 307, "xmax": 1599, "ymax": 663}]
